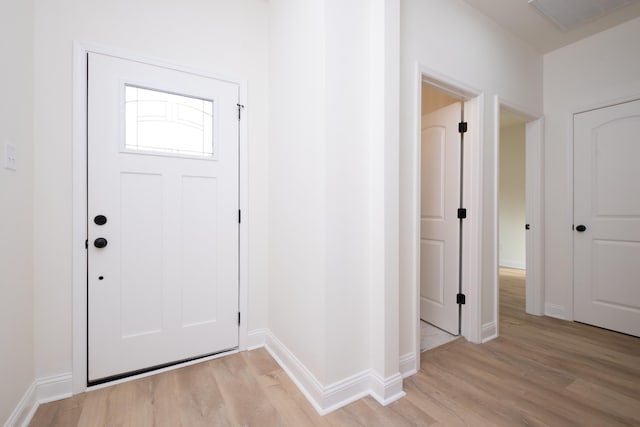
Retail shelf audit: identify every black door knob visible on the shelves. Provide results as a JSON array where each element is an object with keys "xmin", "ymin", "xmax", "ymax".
[
  {"xmin": 94, "ymin": 237, "xmax": 108, "ymax": 248},
  {"xmin": 576, "ymin": 225, "xmax": 587, "ymax": 232},
  {"xmin": 94, "ymin": 215, "xmax": 107, "ymax": 225}
]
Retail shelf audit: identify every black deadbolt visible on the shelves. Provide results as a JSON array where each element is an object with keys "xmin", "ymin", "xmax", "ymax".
[
  {"xmin": 576, "ymin": 225, "xmax": 587, "ymax": 232},
  {"xmin": 94, "ymin": 215, "xmax": 107, "ymax": 225},
  {"xmin": 94, "ymin": 237, "xmax": 108, "ymax": 248}
]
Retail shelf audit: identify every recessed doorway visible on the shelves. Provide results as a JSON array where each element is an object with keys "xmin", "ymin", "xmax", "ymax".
[
  {"xmin": 418, "ymin": 81, "xmax": 467, "ymax": 352},
  {"xmin": 498, "ymin": 109, "xmax": 527, "ymax": 327}
]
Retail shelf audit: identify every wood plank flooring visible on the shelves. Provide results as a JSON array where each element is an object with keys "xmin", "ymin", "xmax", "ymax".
[{"xmin": 31, "ymin": 269, "xmax": 640, "ymax": 426}]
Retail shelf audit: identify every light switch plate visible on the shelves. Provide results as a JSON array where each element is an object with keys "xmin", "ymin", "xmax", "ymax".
[{"xmin": 4, "ymin": 143, "xmax": 17, "ymax": 171}]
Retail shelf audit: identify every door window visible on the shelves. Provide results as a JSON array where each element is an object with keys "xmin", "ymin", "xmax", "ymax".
[{"xmin": 125, "ymin": 85, "xmax": 214, "ymax": 157}]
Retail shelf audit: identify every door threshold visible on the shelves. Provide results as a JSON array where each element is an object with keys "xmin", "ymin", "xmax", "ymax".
[{"xmin": 87, "ymin": 347, "xmax": 238, "ymax": 391}]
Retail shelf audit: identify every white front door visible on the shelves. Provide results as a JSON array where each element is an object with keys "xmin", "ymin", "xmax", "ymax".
[
  {"xmin": 420, "ymin": 102, "xmax": 462, "ymax": 335},
  {"xmin": 87, "ymin": 52, "xmax": 240, "ymax": 382},
  {"xmin": 574, "ymin": 98, "xmax": 640, "ymax": 337}
]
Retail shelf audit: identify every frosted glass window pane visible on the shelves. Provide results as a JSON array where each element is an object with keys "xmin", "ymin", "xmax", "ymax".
[{"xmin": 125, "ymin": 86, "xmax": 213, "ymax": 157}]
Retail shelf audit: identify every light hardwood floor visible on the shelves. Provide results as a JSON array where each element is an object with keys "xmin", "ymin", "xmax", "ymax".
[{"xmin": 31, "ymin": 269, "xmax": 640, "ymax": 426}]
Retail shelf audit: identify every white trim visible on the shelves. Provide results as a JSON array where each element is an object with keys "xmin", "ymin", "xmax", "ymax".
[
  {"xmin": 492, "ymin": 98, "xmax": 501, "ymax": 340},
  {"xmin": 238, "ymin": 83, "xmax": 250, "ymax": 352},
  {"xmin": 565, "ymin": 111, "xmax": 575, "ymax": 322},
  {"xmin": 4, "ymin": 382, "xmax": 36, "ymax": 427},
  {"xmin": 411, "ymin": 63, "xmax": 423, "ymax": 385},
  {"xmin": 572, "ymin": 92, "xmax": 640, "ymax": 115},
  {"xmin": 369, "ymin": 0, "xmax": 401, "ymax": 390},
  {"xmin": 461, "ymin": 93, "xmax": 484, "ymax": 345},
  {"xmin": 34, "ymin": 373, "xmax": 73, "ymax": 405},
  {"xmin": 481, "ymin": 321, "xmax": 498, "ymax": 343},
  {"xmin": 4, "ymin": 374, "xmax": 72, "ymax": 427},
  {"xmin": 264, "ymin": 329, "xmax": 406, "ymax": 415},
  {"xmin": 71, "ymin": 42, "xmax": 89, "ymax": 395},
  {"xmin": 499, "ymin": 260, "xmax": 526, "ymax": 270},
  {"xmin": 264, "ymin": 331, "xmax": 368, "ymax": 415},
  {"xmin": 369, "ymin": 372, "xmax": 406, "ymax": 406},
  {"xmin": 412, "ymin": 63, "xmax": 485, "ymax": 371},
  {"xmin": 399, "ymin": 352, "xmax": 418, "ymax": 378},
  {"xmin": 247, "ymin": 328, "xmax": 268, "ymax": 350},
  {"xmin": 72, "ymin": 41, "xmax": 249, "ymax": 394},
  {"xmin": 264, "ymin": 331, "xmax": 328, "ymax": 414},
  {"xmin": 545, "ymin": 303, "xmax": 567, "ymax": 320},
  {"xmin": 525, "ymin": 118, "xmax": 545, "ymax": 316}
]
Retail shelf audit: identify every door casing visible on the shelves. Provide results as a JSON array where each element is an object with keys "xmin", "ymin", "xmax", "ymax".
[
  {"xmin": 411, "ymin": 63, "xmax": 484, "ymax": 374},
  {"xmin": 71, "ymin": 41, "xmax": 249, "ymax": 394}
]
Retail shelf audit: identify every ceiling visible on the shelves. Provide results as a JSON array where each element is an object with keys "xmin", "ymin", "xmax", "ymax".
[{"xmin": 462, "ymin": 0, "xmax": 640, "ymax": 53}]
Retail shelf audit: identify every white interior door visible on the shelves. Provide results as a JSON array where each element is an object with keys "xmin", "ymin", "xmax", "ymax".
[
  {"xmin": 420, "ymin": 102, "xmax": 461, "ymax": 335},
  {"xmin": 574, "ymin": 98, "xmax": 640, "ymax": 337},
  {"xmin": 88, "ymin": 52, "xmax": 240, "ymax": 382}
]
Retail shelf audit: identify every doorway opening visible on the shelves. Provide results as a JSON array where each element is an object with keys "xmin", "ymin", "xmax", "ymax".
[
  {"xmin": 411, "ymin": 67, "xmax": 483, "ymax": 374},
  {"xmin": 419, "ymin": 82, "xmax": 463, "ymax": 352},
  {"xmin": 498, "ymin": 109, "xmax": 527, "ymax": 329},
  {"xmin": 416, "ymin": 74, "xmax": 482, "ymax": 355},
  {"xmin": 494, "ymin": 100, "xmax": 545, "ymax": 340}
]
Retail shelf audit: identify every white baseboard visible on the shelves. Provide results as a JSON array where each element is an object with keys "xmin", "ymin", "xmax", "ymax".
[
  {"xmin": 499, "ymin": 260, "xmax": 526, "ymax": 270},
  {"xmin": 4, "ymin": 373, "xmax": 72, "ymax": 427},
  {"xmin": 247, "ymin": 328, "xmax": 267, "ymax": 350},
  {"xmin": 4, "ymin": 381, "xmax": 36, "ymax": 427},
  {"xmin": 263, "ymin": 329, "xmax": 405, "ymax": 415},
  {"xmin": 369, "ymin": 372, "xmax": 406, "ymax": 406},
  {"xmin": 399, "ymin": 352, "xmax": 417, "ymax": 378},
  {"xmin": 481, "ymin": 321, "xmax": 498, "ymax": 343},
  {"xmin": 544, "ymin": 303, "xmax": 566, "ymax": 320}
]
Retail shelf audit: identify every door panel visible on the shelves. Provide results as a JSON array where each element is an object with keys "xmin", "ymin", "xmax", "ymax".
[
  {"xmin": 88, "ymin": 52, "xmax": 240, "ymax": 381},
  {"xmin": 420, "ymin": 102, "xmax": 461, "ymax": 335},
  {"xmin": 574, "ymin": 99, "xmax": 640, "ymax": 337}
]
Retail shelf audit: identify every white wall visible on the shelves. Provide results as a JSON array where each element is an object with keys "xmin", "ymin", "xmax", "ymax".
[
  {"xmin": 400, "ymin": 0, "xmax": 542, "ymax": 355},
  {"xmin": 268, "ymin": 0, "xmax": 374, "ymax": 386},
  {"xmin": 0, "ymin": 0, "xmax": 35, "ymax": 423},
  {"xmin": 324, "ymin": 0, "xmax": 371, "ymax": 384},
  {"xmin": 268, "ymin": 0, "xmax": 328, "ymax": 382},
  {"xmin": 543, "ymin": 16, "xmax": 640, "ymax": 320},
  {"xmin": 499, "ymin": 123, "xmax": 526, "ymax": 269},
  {"xmin": 33, "ymin": 0, "xmax": 269, "ymax": 378}
]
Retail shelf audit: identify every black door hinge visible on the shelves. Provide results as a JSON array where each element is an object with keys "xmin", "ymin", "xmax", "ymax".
[
  {"xmin": 458, "ymin": 121, "xmax": 468, "ymax": 134},
  {"xmin": 85, "ymin": 239, "xmax": 88, "ymax": 249},
  {"xmin": 457, "ymin": 293, "xmax": 466, "ymax": 305},
  {"xmin": 237, "ymin": 103, "xmax": 245, "ymax": 120},
  {"xmin": 457, "ymin": 208, "xmax": 467, "ymax": 219},
  {"xmin": 238, "ymin": 209, "xmax": 241, "ymax": 224},
  {"xmin": 525, "ymin": 224, "xmax": 530, "ymax": 230},
  {"xmin": 238, "ymin": 312, "xmax": 241, "ymax": 325}
]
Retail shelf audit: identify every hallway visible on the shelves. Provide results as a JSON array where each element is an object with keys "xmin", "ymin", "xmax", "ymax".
[{"xmin": 30, "ymin": 270, "xmax": 640, "ymax": 426}]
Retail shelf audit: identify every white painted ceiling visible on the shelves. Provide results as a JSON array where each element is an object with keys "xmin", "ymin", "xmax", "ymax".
[{"xmin": 462, "ymin": 0, "xmax": 640, "ymax": 53}]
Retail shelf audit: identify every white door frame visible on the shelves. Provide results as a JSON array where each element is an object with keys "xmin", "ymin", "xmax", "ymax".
[
  {"xmin": 71, "ymin": 42, "xmax": 249, "ymax": 394},
  {"xmin": 493, "ymin": 97, "xmax": 545, "ymax": 340},
  {"xmin": 411, "ymin": 63, "xmax": 484, "ymax": 371}
]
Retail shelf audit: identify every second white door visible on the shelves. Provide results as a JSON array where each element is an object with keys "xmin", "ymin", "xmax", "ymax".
[
  {"xmin": 87, "ymin": 53, "xmax": 240, "ymax": 382},
  {"xmin": 574, "ymin": 98, "xmax": 640, "ymax": 337},
  {"xmin": 420, "ymin": 102, "xmax": 462, "ymax": 335}
]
